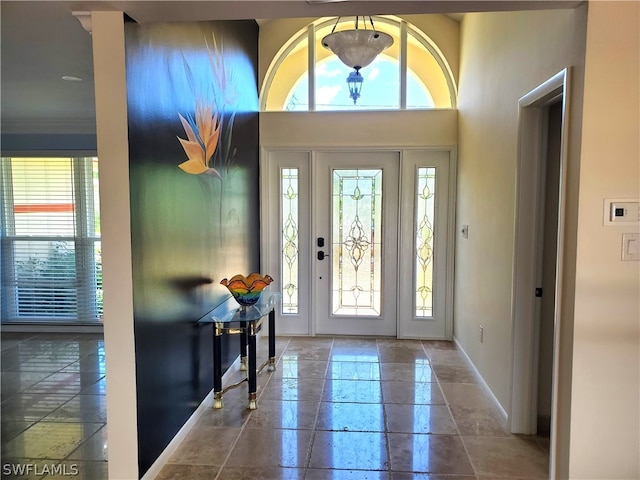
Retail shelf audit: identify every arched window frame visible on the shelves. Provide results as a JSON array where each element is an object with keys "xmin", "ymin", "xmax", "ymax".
[{"xmin": 260, "ymin": 16, "xmax": 458, "ymax": 112}]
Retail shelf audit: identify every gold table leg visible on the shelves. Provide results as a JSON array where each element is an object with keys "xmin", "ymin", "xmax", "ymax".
[{"xmin": 267, "ymin": 357, "xmax": 276, "ymax": 372}]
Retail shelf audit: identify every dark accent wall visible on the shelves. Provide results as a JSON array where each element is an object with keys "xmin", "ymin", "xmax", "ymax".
[{"xmin": 124, "ymin": 20, "xmax": 259, "ymax": 476}]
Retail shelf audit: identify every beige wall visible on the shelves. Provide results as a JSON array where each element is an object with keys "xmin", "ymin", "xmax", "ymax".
[
  {"xmin": 456, "ymin": 6, "xmax": 587, "ymax": 414},
  {"xmin": 400, "ymin": 14, "xmax": 460, "ymax": 85},
  {"xmin": 457, "ymin": 3, "xmax": 640, "ymax": 478},
  {"xmin": 259, "ymin": 16, "xmax": 315, "ymax": 92},
  {"xmin": 261, "ymin": 110, "xmax": 457, "ymax": 147},
  {"xmin": 570, "ymin": 2, "xmax": 640, "ymax": 478}
]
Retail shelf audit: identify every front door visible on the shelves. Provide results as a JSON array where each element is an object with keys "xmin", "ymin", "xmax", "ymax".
[
  {"xmin": 314, "ymin": 151, "xmax": 399, "ymax": 336},
  {"xmin": 262, "ymin": 148, "xmax": 453, "ymax": 339}
]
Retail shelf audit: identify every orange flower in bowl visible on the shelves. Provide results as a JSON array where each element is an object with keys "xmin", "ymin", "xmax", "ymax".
[{"xmin": 220, "ymin": 273, "xmax": 273, "ymax": 306}]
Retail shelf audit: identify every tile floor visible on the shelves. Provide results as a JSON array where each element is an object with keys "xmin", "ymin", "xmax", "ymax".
[
  {"xmin": 156, "ymin": 336, "xmax": 550, "ymax": 480},
  {"xmin": 1, "ymin": 332, "xmax": 108, "ymax": 480},
  {"xmin": 1, "ymin": 333, "xmax": 549, "ymax": 480}
]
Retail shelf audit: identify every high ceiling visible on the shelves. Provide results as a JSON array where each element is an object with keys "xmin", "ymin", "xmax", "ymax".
[{"xmin": 0, "ymin": 1, "xmax": 582, "ymax": 136}]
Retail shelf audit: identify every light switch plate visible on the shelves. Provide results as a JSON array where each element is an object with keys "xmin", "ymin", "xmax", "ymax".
[{"xmin": 622, "ymin": 233, "xmax": 640, "ymax": 261}]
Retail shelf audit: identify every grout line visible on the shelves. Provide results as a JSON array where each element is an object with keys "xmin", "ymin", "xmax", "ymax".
[
  {"xmin": 214, "ymin": 335, "xmax": 297, "ymax": 480},
  {"xmin": 304, "ymin": 336, "xmax": 333, "ymax": 473},
  {"xmin": 212, "ymin": 413, "xmax": 251, "ymax": 480},
  {"xmin": 213, "ymin": 368, "xmax": 261, "ymax": 480},
  {"xmin": 377, "ymin": 338, "xmax": 393, "ymax": 475},
  {"xmin": 422, "ymin": 340, "xmax": 479, "ymax": 478}
]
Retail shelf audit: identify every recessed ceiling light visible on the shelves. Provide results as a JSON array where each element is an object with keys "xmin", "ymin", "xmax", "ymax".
[{"xmin": 62, "ymin": 75, "xmax": 83, "ymax": 82}]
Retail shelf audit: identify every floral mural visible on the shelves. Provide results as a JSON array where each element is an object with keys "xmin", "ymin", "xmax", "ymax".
[
  {"xmin": 177, "ymin": 98, "xmax": 221, "ymax": 177},
  {"xmin": 176, "ymin": 33, "xmax": 244, "ymax": 246}
]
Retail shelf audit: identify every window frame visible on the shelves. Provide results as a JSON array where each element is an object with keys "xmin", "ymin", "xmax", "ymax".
[
  {"xmin": 0, "ymin": 156, "xmax": 102, "ymax": 324},
  {"xmin": 261, "ymin": 15, "xmax": 457, "ymax": 112}
]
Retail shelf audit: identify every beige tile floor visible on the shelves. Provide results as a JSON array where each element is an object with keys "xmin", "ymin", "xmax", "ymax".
[
  {"xmin": 1, "ymin": 332, "xmax": 108, "ymax": 480},
  {"xmin": 156, "ymin": 336, "xmax": 549, "ymax": 480}
]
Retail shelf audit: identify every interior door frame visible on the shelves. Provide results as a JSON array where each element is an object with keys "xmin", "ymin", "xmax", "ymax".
[
  {"xmin": 260, "ymin": 146, "xmax": 456, "ymax": 339},
  {"xmin": 510, "ymin": 68, "xmax": 571, "ymax": 477}
]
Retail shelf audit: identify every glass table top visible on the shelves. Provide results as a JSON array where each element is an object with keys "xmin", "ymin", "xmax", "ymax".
[{"xmin": 198, "ymin": 291, "xmax": 281, "ymax": 324}]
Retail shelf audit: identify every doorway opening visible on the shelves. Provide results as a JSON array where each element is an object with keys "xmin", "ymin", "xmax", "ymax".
[
  {"xmin": 510, "ymin": 69, "xmax": 571, "ymax": 477},
  {"xmin": 537, "ymin": 100, "xmax": 562, "ymax": 436}
]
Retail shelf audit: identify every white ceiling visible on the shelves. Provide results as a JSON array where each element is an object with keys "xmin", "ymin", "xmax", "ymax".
[{"xmin": 0, "ymin": 0, "xmax": 582, "ymax": 135}]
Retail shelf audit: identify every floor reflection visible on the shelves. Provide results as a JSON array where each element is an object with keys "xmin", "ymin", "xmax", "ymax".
[
  {"xmin": 163, "ymin": 336, "xmax": 549, "ymax": 479},
  {"xmin": 311, "ymin": 431, "xmax": 388, "ymax": 471},
  {"xmin": 1, "ymin": 332, "xmax": 108, "ymax": 479},
  {"xmin": 4, "ymin": 334, "xmax": 549, "ymax": 480}
]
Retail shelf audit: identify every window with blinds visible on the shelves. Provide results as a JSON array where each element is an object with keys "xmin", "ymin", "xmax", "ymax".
[{"xmin": 0, "ymin": 157, "xmax": 102, "ymax": 323}]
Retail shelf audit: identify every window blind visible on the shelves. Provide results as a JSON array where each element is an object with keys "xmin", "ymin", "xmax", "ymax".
[{"xmin": 1, "ymin": 157, "xmax": 102, "ymax": 323}]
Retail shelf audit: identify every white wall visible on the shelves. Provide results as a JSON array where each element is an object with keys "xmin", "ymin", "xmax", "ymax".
[
  {"xmin": 92, "ymin": 11, "xmax": 139, "ymax": 480},
  {"xmin": 570, "ymin": 2, "xmax": 640, "ymax": 478}
]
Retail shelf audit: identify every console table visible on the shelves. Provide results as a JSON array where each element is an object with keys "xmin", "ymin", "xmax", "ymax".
[{"xmin": 199, "ymin": 291, "xmax": 281, "ymax": 410}]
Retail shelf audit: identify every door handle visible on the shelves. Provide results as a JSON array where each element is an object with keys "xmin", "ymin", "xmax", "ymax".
[{"xmin": 317, "ymin": 251, "xmax": 329, "ymax": 261}]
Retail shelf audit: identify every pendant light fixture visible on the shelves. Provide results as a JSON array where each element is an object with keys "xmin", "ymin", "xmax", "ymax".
[{"xmin": 346, "ymin": 70, "xmax": 363, "ymax": 105}]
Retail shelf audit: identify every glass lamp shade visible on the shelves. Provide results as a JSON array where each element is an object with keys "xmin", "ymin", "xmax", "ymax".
[{"xmin": 322, "ymin": 29, "xmax": 393, "ymax": 70}]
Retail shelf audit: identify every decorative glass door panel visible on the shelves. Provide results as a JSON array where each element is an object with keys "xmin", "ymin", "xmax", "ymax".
[
  {"xmin": 281, "ymin": 168, "xmax": 299, "ymax": 314},
  {"xmin": 332, "ymin": 169, "xmax": 383, "ymax": 317},
  {"xmin": 415, "ymin": 167, "xmax": 436, "ymax": 317},
  {"xmin": 316, "ymin": 152, "xmax": 398, "ymax": 336}
]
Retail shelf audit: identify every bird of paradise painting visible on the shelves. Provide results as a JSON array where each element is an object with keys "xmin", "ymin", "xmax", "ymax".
[
  {"xmin": 176, "ymin": 32, "xmax": 239, "ymax": 246},
  {"xmin": 177, "ymin": 99, "xmax": 222, "ymax": 177}
]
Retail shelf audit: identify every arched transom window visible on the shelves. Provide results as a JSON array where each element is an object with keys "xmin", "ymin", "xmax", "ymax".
[{"xmin": 262, "ymin": 16, "xmax": 457, "ymax": 111}]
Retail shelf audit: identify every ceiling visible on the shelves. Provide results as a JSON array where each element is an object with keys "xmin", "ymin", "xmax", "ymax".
[{"xmin": 0, "ymin": 0, "xmax": 582, "ymax": 136}]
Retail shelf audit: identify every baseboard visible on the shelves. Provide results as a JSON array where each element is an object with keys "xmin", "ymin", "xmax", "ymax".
[
  {"xmin": 453, "ymin": 337, "xmax": 509, "ymax": 427},
  {"xmin": 141, "ymin": 354, "xmax": 242, "ymax": 480}
]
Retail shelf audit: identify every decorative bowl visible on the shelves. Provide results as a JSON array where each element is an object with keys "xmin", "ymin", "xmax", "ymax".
[{"xmin": 220, "ymin": 273, "xmax": 274, "ymax": 307}]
